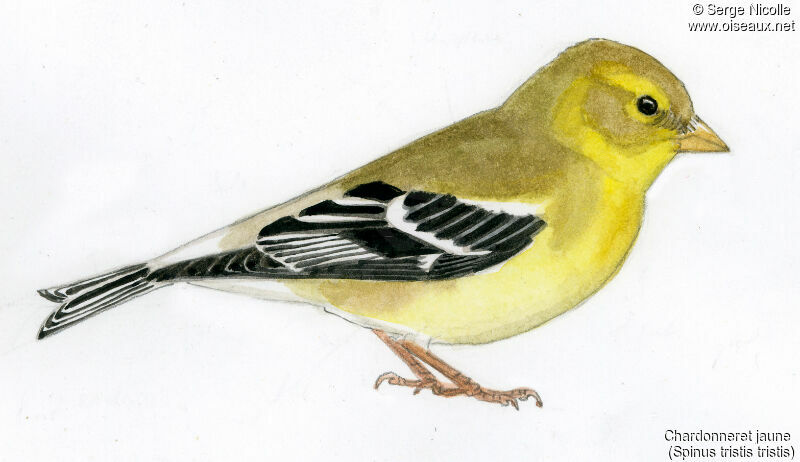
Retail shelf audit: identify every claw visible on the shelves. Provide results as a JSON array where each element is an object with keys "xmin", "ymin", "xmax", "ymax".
[{"xmin": 374, "ymin": 371, "xmax": 399, "ymax": 389}]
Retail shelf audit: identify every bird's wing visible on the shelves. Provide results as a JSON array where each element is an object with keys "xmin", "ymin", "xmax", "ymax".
[{"xmin": 249, "ymin": 181, "xmax": 546, "ymax": 281}]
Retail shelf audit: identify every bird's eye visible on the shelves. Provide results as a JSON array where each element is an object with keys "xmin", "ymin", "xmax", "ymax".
[{"xmin": 636, "ymin": 95, "xmax": 658, "ymax": 116}]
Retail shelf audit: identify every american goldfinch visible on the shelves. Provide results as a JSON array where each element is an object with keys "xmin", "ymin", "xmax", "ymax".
[{"xmin": 38, "ymin": 39, "xmax": 727, "ymax": 409}]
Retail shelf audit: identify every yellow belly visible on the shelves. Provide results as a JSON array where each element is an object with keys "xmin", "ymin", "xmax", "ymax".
[{"xmin": 284, "ymin": 179, "xmax": 644, "ymax": 344}]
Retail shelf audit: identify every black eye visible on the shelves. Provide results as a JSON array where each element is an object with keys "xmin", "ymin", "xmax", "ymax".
[{"xmin": 636, "ymin": 95, "xmax": 658, "ymax": 116}]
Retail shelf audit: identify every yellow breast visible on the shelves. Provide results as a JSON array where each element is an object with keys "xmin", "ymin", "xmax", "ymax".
[{"xmin": 284, "ymin": 177, "xmax": 644, "ymax": 344}]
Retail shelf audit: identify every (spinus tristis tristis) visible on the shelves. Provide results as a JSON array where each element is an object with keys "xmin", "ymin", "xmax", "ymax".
[{"xmin": 38, "ymin": 39, "xmax": 727, "ymax": 409}]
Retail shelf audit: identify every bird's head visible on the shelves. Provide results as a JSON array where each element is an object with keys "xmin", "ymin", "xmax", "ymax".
[{"xmin": 503, "ymin": 39, "xmax": 728, "ymax": 190}]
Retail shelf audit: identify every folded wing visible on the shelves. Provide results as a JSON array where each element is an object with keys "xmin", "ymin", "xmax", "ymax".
[{"xmin": 252, "ymin": 181, "xmax": 546, "ymax": 280}]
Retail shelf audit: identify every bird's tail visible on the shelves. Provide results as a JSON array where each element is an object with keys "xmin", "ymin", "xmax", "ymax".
[{"xmin": 37, "ymin": 264, "xmax": 162, "ymax": 339}]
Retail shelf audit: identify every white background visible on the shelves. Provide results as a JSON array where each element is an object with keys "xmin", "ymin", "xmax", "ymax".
[{"xmin": 1, "ymin": 1, "xmax": 797, "ymax": 461}]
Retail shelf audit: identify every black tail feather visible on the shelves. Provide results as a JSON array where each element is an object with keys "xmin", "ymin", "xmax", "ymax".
[{"xmin": 37, "ymin": 264, "xmax": 161, "ymax": 339}]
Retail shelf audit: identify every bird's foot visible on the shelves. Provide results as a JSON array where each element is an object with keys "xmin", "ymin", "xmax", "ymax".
[
  {"xmin": 372, "ymin": 329, "xmax": 543, "ymax": 409},
  {"xmin": 464, "ymin": 382, "xmax": 543, "ymax": 409},
  {"xmin": 374, "ymin": 371, "xmax": 542, "ymax": 409},
  {"xmin": 374, "ymin": 372, "xmax": 465, "ymax": 397}
]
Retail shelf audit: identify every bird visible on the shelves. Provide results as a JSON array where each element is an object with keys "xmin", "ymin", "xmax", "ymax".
[{"xmin": 37, "ymin": 39, "xmax": 728, "ymax": 409}]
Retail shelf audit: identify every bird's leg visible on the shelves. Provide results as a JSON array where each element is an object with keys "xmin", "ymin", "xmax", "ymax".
[
  {"xmin": 372, "ymin": 330, "xmax": 542, "ymax": 408},
  {"xmin": 372, "ymin": 330, "xmax": 465, "ymax": 397}
]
